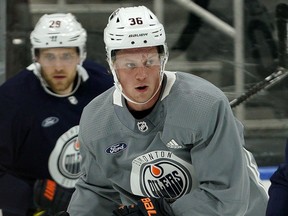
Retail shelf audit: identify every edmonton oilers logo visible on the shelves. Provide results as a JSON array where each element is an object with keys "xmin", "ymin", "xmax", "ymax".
[
  {"xmin": 141, "ymin": 161, "xmax": 190, "ymax": 199},
  {"xmin": 49, "ymin": 126, "xmax": 81, "ymax": 188},
  {"xmin": 58, "ymin": 136, "xmax": 81, "ymax": 179}
]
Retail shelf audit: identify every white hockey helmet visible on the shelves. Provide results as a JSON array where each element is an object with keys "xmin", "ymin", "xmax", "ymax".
[
  {"xmin": 104, "ymin": 5, "xmax": 168, "ymax": 65},
  {"xmin": 30, "ymin": 13, "xmax": 87, "ymax": 63},
  {"xmin": 104, "ymin": 6, "xmax": 169, "ymax": 105}
]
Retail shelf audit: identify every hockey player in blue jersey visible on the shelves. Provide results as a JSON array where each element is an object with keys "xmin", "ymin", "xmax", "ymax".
[
  {"xmin": 0, "ymin": 13, "xmax": 113, "ymax": 216},
  {"xmin": 65, "ymin": 5, "xmax": 268, "ymax": 216}
]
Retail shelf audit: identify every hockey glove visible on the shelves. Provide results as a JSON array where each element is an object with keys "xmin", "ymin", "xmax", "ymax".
[
  {"xmin": 113, "ymin": 197, "xmax": 175, "ymax": 216},
  {"xmin": 33, "ymin": 179, "xmax": 75, "ymax": 216}
]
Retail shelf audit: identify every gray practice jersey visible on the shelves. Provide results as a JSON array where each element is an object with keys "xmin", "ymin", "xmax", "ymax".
[{"xmin": 68, "ymin": 71, "xmax": 268, "ymax": 216}]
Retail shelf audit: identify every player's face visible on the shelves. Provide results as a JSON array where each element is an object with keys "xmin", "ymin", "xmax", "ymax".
[
  {"xmin": 114, "ymin": 46, "xmax": 162, "ymax": 110},
  {"xmin": 37, "ymin": 47, "xmax": 80, "ymax": 95}
]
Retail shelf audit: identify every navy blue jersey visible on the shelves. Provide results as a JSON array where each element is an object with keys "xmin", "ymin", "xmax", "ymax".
[
  {"xmin": 0, "ymin": 60, "xmax": 113, "ymax": 215},
  {"xmin": 266, "ymin": 140, "xmax": 288, "ymax": 216}
]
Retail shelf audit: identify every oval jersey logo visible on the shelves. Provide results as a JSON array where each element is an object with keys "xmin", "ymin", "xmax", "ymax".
[
  {"xmin": 106, "ymin": 143, "xmax": 127, "ymax": 154},
  {"xmin": 42, "ymin": 116, "xmax": 59, "ymax": 127}
]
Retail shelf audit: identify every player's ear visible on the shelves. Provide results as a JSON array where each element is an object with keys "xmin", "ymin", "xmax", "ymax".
[{"xmin": 34, "ymin": 57, "xmax": 39, "ymax": 62}]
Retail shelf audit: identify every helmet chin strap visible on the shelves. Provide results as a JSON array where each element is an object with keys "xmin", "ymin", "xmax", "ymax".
[{"xmin": 110, "ymin": 57, "xmax": 166, "ymax": 106}]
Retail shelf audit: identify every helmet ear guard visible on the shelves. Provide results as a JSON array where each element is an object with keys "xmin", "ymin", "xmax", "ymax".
[{"xmin": 30, "ymin": 13, "xmax": 87, "ymax": 64}]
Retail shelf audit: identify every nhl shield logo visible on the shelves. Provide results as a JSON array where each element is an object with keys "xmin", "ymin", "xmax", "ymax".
[{"xmin": 137, "ymin": 121, "xmax": 148, "ymax": 132}]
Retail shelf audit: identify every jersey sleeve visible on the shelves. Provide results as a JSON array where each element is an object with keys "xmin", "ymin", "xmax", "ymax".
[
  {"xmin": 0, "ymin": 83, "xmax": 34, "ymax": 214},
  {"xmin": 170, "ymin": 95, "xmax": 266, "ymax": 215},
  {"xmin": 0, "ymin": 86, "xmax": 26, "ymax": 169},
  {"xmin": 266, "ymin": 142, "xmax": 288, "ymax": 215},
  {"xmin": 67, "ymin": 128, "xmax": 121, "ymax": 216}
]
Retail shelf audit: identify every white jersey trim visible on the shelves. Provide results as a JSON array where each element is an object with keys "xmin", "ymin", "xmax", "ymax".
[{"xmin": 160, "ymin": 71, "xmax": 176, "ymax": 101}]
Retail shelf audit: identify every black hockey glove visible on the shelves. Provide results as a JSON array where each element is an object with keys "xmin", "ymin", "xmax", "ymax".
[
  {"xmin": 112, "ymin": 197, "xmax": 175, "ymax": 216},
  {"xmin": 33, "ymin": 179, "xmax": 75, "ymax": 216}
]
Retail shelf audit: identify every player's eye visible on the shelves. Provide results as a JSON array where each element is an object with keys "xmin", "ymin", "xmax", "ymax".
[
  {"xmin": 145, "ymin": 59, "xmax": 155, "ymax": 67},
  {"xmin": 126, "ymin": 63, "xmax": 137, "ymax": 69},
  {"xmin": 61, "ymin": 53, "xmax": 74, "ymax": 61},
  {"xmin": 44, "ymin": 54, "xmax": 56, "ymax": 61}
]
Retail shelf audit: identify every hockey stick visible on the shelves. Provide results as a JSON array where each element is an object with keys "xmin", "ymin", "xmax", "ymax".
[{"xmin": 230, "ymin": 3, "xmax": 288, "ymax": 108}]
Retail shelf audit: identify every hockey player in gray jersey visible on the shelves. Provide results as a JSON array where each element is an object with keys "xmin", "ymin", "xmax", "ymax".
[{"xmin": 66, "ymin": 5, "xmax": 268, "ymax": 216}]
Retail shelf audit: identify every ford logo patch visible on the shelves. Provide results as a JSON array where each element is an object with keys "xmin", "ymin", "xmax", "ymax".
[
  {"xmin": 106, "ymin": 143, "xmax": 127, "ymax": 154},
  {"xmin": 42, "ymin": 116, "xmax": 59, "ymax": 127}
]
